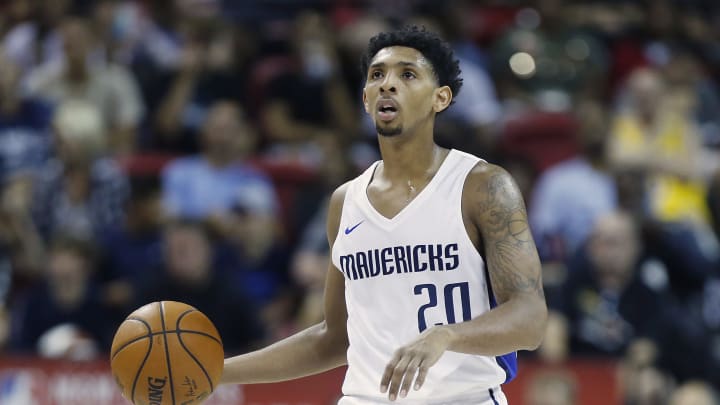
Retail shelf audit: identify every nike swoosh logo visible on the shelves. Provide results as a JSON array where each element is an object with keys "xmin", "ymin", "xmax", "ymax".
[{"xmin": 344, "ymin": 221, "xmax": 364, "ymax": 235}]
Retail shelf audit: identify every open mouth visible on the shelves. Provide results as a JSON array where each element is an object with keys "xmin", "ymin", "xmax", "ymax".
[{"xmin": 377, "ymin": 99, "xmax": 399, "ymax": 122}]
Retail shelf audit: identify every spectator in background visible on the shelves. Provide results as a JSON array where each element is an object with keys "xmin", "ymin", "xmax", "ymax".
[
  {"xmin": 610, "ymin": 67, "xmax": 719, "ymax": 298},
  {"xmin": 662, "ymin": 52, "xmax": 720, "ymax": 156},
  {"xmin": 152, "ymin": 20, "xmax": 254, "ymax": 152},
  {"xmin": 1, "ymin": 0, "xmax": 71, "ymax": 72},
  {"xmin": 0, "ymin": 53, "xmax": 53, "ymax": 186},
  {"xmin": 215, "ymin": 196, "xmax": 286, "ymax": 307},
  {"xmin": 162, "ymin": 100, "xmax": 283, "ymax": 313},
  {"xmin": 86, "ymin": 0, "xmax": 143, "ymax": 66},
  {"xmin": 213, "ymin": 193, "xmax": 292, "ymax": 341},
  {"xmin": 0, "ymin": 177, "xmax": 46, "ymax": 285},
  {"xmin": 424, "ymin": 3, "xmax": 503, "ymax": 154},
  {"xmin": 138, "ymin": 220, "xmax": 265, "ymax": 355},
  {"xmin": 31, "ymin": 99, "xmax": 129, "ymax": 242},
  {"xmin": 98, "ymin": 176, "xmax": 165, "ymax": 312},
  {"xmin": 24, "ymin": 16, "xmax": 144, "ymax": 154},
  {"xmin": 260, "ymin": 11, "xmax": 358, "ymax": 165},
  {"xmin": 656, "ymin": 271, "xmax": 720, "ymax": 387},
  {"xmin": 536, "ymin": 311, "xmax": 570, "ymax": 365},
  {"xmin": 162, "ymin": 100, "xmax": 278, "ymax": 227},
  {"xmin": 9, "ymin": 236, "xmax": 112, "ymax": 358},
  {"xmin": 609, "ymin": 67, "xmax": 709, "ymax": 225},
  {"xmin": 117, "ymin": 0, "xmax": 185, "ymax": 71},
  {"xmin": 559, "ymin": 211, "xmax": 671, "ymax": 357},
  {"xmin": 0, "ymin": 53, "xmax": 51, "ymax": 280},
  {"xmin": 530, "ymin": 100, "xmax": 617, "ymax": 263},
  {"xmin": 620, "ymin": 358, "xmax": 673, "ymax": 405}
]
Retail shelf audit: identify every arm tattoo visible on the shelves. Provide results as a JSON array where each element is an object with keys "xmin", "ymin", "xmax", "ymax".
[{"xmin": 478, "ymin": 171, "xmax": 543, "ymax": 301}]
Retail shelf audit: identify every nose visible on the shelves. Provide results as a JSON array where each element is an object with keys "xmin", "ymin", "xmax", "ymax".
[
  {"xmin": 379, "ymin": 74, "xmax": 397, "ymax": 94},
  {"xmin": 379, "ymin": 84, "xmax": 396, "ymax": 94}
]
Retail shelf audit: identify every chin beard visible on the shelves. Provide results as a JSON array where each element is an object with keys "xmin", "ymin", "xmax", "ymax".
[{"xmin": 376, "ymin": 123, "xmax": 403, "ymax": 137}]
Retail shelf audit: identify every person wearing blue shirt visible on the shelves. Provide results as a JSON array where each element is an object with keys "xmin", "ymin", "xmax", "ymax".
[{"xmin": 161, "ymin": 100, "xmax": 278, "ymax": 220}]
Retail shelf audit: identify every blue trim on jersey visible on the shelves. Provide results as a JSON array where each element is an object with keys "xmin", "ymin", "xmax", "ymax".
[{"xmin": 484, "ymin": 268, "xmax": 518, "ymax": 383}]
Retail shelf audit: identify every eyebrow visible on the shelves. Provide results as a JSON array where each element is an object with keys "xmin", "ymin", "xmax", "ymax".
[{"xmin": 369, "ymin": 61, "xmax": 421, "ymax": 69}]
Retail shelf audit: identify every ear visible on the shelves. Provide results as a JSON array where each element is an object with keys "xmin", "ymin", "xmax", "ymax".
[
  {"xmin": 433, "ymin": 86, "xmax": 452, "ymax": 113},
  {"xmin": 362, "ymin": 88, "xmax": 370, "ymax": 113}
]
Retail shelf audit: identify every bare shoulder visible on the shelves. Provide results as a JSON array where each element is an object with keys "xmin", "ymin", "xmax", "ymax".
[
  {"xmin": 462, "ymin": 161, "xmax": 525, "ymax": 222},
  {"xmin": 463, "ymin": 161, "xmax": 529, "ymax": 242},
  {"xmin": 326, "ymin": 181, "xmax": 352, "ymax": 245}
]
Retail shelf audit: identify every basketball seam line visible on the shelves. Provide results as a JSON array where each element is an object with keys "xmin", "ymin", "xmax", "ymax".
[
  {"xmin": 128, "ymin": 317, "xmax": 152, "ymax": 404},
  {"xmin": 176, "ymin": 309, "xmax": 217, "ymax": 395},
  {"xmin": 111, "ymin": 329, "xmax": 221, "ymax": 360},
  {"xmin": 160, "ymin": 301, "xmax": 177, "ymax": 405}
]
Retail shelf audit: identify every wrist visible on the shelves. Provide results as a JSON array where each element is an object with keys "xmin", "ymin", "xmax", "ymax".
[{"xmin": 430, "ymin": 324, "xmax": 457, "ymax": 350}]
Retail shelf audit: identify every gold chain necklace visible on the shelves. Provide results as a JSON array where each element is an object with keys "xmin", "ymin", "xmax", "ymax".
[{"xmin": 406, "ymin": 180, "xmax": 417, "ymax": 202}]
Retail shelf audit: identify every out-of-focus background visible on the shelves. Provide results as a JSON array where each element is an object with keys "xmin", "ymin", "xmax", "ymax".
[{"xmin": 0, "ymin": 0, "xmax": 718, "ymax": 404}]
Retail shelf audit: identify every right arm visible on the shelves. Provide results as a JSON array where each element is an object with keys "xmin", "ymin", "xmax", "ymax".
[{"xmin": 220, "ymin": 184, "xmax": 349, "ymax": 385}]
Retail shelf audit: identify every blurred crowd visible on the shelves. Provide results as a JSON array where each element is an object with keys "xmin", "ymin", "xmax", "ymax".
[{"xmin": 0, "ymin": 0, "xmax": 718, "ymax": 403}]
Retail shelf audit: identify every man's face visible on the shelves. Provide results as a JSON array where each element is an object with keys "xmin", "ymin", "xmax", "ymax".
[
  {"xmin": 202, "ymin": 103, "xmax": 253, "ymax": 155},
  {"xmin": 61, "ymin": 20, "xmax": 90, "ymax": 68},
  {"xmin": 588, "ymin": 215, "xmax": 639, "ymax": 288},
  {"xmin": 363, "ymin": 46, "xmax": 445, "ymax": 137},
  {"xmin": 48, "ymin": 250, "xmax": 89, "ymax": 307},
  {"xmin": 164, "ymin": 226, "xmax": 211, "ymax": 285}
]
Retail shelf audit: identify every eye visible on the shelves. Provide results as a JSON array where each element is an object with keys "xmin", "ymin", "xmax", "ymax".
[
  {"xmin": 402, "ymin": 71, "xmax": 416, "ymax": 79},
  {"xmin": 371, "ymin": 70, "xmax": 383, "ymax": 79}
]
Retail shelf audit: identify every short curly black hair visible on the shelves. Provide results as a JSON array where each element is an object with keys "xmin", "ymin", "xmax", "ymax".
[{"xmin": 361, "ymin": 25, "xmax": 463, "ymax": 101}]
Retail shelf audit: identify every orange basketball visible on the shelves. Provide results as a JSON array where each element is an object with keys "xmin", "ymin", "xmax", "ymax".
[{"xmin": 110, "ymin": 301, "xmax": 224, "ymax": 405}]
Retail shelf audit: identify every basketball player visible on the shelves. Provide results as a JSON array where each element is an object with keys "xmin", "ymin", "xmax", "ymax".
[{"xmin": 221, "ymin": 26, "xmax": 548, "ymax": 404}]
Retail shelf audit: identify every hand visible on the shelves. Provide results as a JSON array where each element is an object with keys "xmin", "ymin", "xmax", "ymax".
[{"xmin": 380, "ymin": 326, "xmax": 454, "ymax": 401}]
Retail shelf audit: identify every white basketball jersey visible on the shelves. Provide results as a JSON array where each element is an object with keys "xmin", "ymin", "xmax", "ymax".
[{"xmin": 332, "ymin": 149, "xmax": 516, "ymax": 404}]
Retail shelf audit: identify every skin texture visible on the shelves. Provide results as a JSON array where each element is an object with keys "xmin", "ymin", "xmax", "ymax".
[{"xmin": 221, "ymin": 44, "xmax": 547, "ymax": 402}]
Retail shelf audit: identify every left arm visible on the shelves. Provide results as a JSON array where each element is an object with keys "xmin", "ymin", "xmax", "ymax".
[
  {"xmin": 381, "ymin": 164, "xmax": 547, "ymax": 400},
  {"xmin": 445, "ymin": 164, "xmax": 547, "ymax": 353}
]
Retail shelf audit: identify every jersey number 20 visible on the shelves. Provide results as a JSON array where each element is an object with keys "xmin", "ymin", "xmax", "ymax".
[{"xmin": 414, "ymin": 282, "xmax": 471, "ymax": 332}]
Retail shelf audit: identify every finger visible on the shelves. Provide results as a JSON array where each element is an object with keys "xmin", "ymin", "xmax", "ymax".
[
  {"xmin": 398, "ymin": 357, "xmax": 422, "ymax": 398},
  {"xmin": 380, "ymin": 351, "xmax": 403, "ymax": 393},
  {"xmin": 414, "ymin": 364, "xmax": 429, "ymax": 391},
  {"xmin": 387, "ymin": 356, "xmax": 412, "ymax": 401}
]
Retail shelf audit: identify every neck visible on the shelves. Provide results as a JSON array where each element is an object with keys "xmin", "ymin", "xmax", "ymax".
[
  {"xmin": 377, "ymin": 124, "xmax": 443, "ymax": 182},
  {"xmin": 382, "ymin": 144, "xmax": 441, "ymax": 181}
]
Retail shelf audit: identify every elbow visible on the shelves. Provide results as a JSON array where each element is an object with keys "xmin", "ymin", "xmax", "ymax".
[{"xmin": 523, "ymin": 297, "xmax": 548, "ymax": 351}]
